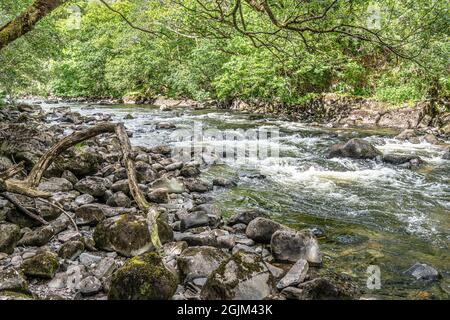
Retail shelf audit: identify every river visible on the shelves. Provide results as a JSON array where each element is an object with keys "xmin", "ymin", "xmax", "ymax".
[{"xmin": 45, "ymin": 103, "xmax": 450, "ymax": 299}]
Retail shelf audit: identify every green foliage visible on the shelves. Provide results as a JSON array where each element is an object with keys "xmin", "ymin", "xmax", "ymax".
[{"xmin": 0, "ymin": 0, "xmax": 448, "ymax": 106}]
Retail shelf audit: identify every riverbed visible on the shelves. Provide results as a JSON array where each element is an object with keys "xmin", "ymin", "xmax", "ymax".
[{"xmin": 46, "ymin": 103, "xmax": 450, "ymax": 299}]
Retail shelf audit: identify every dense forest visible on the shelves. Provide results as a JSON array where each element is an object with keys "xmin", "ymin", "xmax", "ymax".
[{"xmin": 0, "ymin": 0, "xmax": 448, "ymax": 105}]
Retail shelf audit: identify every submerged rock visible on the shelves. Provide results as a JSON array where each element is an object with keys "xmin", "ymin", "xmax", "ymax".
[
  {"xmin": 0, "ymin": 223, "xmax": 21, "ymax": 254},
  {"xmin": 404, "ymin": 263, "xmax": 440, "ymax": 282},
  {"xmin": 281, "ymin": 272, "xmax": 360, "ymax": 300},
  {"xmin": 327, "ymin": 138, "xmax": 381, "ymax": 159},
  {"xmin": 177, "ymin": 246, "xmax": 229, "ymax": 282},
  {"xmin": 21, "ymin": 251, "xmax": 59, "ymax": 279},
  {"xmin": 108, "ymin": 252, "xmax": 178, "ymax": 300},
  {"xmin": 227, "ymin": 209, "xmax": 268, "ymax": 226},
  {"xmin": 201, "ymin": 252, "xmax": 276, "ymax": 300},
  {"xmin": 271, "ymin": 229, "xmax": 322, "ymax": 265}
]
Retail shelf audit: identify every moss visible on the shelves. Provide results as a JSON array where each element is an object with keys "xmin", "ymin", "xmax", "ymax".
[
  {"xmin": 108, "ymin": 252, "xmax": 178, "ymax": 300},
  {"xmin": 201, "ymin": 252, "xmax": 268, "ymax": 300},
  {"xmin": 0, "ymin": 290, "xmax": 34, "ymax": 300},
  {"xmin": 21, "ymin": 251, "xmax": 59, "ymax": 279},
  {"xmin": 94, "ymin": 214, "xmax": 153, "ymax": 257}
]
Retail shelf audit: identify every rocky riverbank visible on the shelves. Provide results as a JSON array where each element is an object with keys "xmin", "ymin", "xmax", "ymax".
[{"xmin": 0, "ymin": 103, "xmax": 364, "ymax": 300}]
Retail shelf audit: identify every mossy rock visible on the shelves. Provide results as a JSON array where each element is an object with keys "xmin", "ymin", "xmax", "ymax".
[
  {"xmin": 108, "ymin": 252, "xmax": 178, "ymax": 300},
  {"xmin": 94, "ymin": 214, "xmax": 154, "ymax": 257},
  {"xmin": 201, "ymin": 252, "xmax": 276, "ymax": 300},
  {"xmin": 0, "ymin": 223, "xmax": 21, "ymax": 254},
  {"xmin": 21, "ymin": 251, "xmax": 59, "ymax": 279},
  {"xmin": 0, "ymin": 268, "xmax": 30, "ymax": 294},
  {"xmin": 0, "ymin": 290, "xmax": 34, "ymax": 300}
]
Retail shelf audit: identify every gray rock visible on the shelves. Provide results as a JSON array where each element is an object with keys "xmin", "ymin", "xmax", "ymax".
[
  {"xmin": 180, "ymin": 211, "xmax": 210, "ymax": 231},
  {"xmin": 0, "ymin": 268, "xmax": 29, "ymax": 293},
  {"xmin": 246, "ymin": 217, "xmax": 283, "ymax": 243},
  {"xmin": 21, "ymin": 251, "xmax": 59, "ymax": 279},
  {"xmin": 106, "ymin": 191, "xmax": 131, "ymax": 208},
  {"xmin": 74, "ymin": 177, "xmax": 112, "ymax": 197},
  {"xmin": 108, "ymin": 252, "xmax": 177, "ymax": 300},
  {"xmin": 58, "ymin": 241, "xmax": 84, "ymax": 260},
  {"xmin": 18, "ymin": 225, "xmax": 54, "ymax": 247},
  {"xmin": 271, "ymin": 229, "xmax": 322, "ymax": 265},
  {"xmin": 147, "ymin": 188, "xmax": 169, "ymax": 204},
  {"xmin": 232, "ymin": 244, "xmax": 255, "ymax": 255},
  {"xmin": 93, "ymin": 257, "xmax": 117, "ymax": 279},
  {"xmin": 228, "ymin": 209, "xmax": 268, "ymax": 226},
  {"xmin": 165, "ymin": 161, "xmax": 183, "ymax": 171},
  {"xmin": 174, "ymin": 231, "xmax": 216, "ymax": 247},
  {"xmin": 177, "ymin": 246, "xmax": 229, "ymax": 282},
  {"xmin": 79, "ymin": 276, "xmax": 102, "ymax": 295},
  {"xmin": 404, "ymin": 263, "xmax": 440, "ymax": 281},
  {"xmin": 180, "ymin": 165, "xmax": 201, "ymax": 178},
  {"xmin": 75, "ymin": 203, "xmax": 137, "ymax": 226},
  {"xmin": 61, "ymin": 170, "xmax": 78, "ymax": 185},
  {"xmin": 74, "ymin": 194, "xmax": 95, "ymax": 206},
  {"xmin": 79, "ymin": 252, "xmax": 102, "ymax": 266},
  {"xmin": 0, "ymin": 223, "xmax": 21, "ymax": 254},
  {"xmin": 201, "ymin": 252, "xmax": 276, "ymax": 300},
  {"xmin": 277, "ymin": 259, "xmax": 309, "ymax": 289},
  {"xmin": 38, "ymin": 177, "xmax": 73, "ymax": 193},
  {"xmin": 328, "ymin": 138, "xmax": 381, "ymax": 159},
  {"xmin": 135, "ymin": 161, "xmax": 156, "ymax": 183},
  {"xmin": 184, "ymin": 178, "xmax": 213, "ymax": 193},
  {"xmin": 57, "ymin": 230, "xmax": 81, "ymax": 243},
  {"xmin": 111, "ymin": 179, "xmax": 130, "ymax": 194},
  {"xmin": 93, "ymin": 215, "xmax": 154, "ymax": 257},
  {"xmin": 282, "ymin": 273, "xmax": 360, "ymax": 300},
  {"xmin": 212, "ymin": 177, "xmax": 236, "ymax": 187}
]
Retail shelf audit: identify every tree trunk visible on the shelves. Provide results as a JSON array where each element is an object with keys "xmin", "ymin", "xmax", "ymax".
[{"xmin": 0, "ymin": 0, "xmax": 66, "ymax": 51}]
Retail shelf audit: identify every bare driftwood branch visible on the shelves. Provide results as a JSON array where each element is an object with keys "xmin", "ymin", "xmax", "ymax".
[
  {"xmin": 0, "ymin": 192, "xmax": 49, "ymax": 225},
  {"xmin": 0, "ymin": 122, "xmax": 162, "ymax": 247}
]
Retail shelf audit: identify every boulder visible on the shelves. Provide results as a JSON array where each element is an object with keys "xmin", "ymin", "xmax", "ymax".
[
  {"xmin": 180, "ymin": 164, "xmax": 201, "ymax": 178},
  {"xmin": 135, "ymin": 161, "xmax": 156, "ymax": 183},
  {"xmin": 201, "ymin": 252, "xmax": 276, "ymax": 300},
  {"xmin": 281, "ymin": 272, "xmax": 360, "ymax": 300},
  {"xmin": 79, "ymin": 276, "xmax": 103, "ymax": 296},
  {"xmin": 61, "ymin": 170, "xmax": 78, "ymax": 185},
  {"xmin": 0, "ymin": 223, "xmax": 21, "ymax": 254},
  {"xmin": 94, "ymin": 214, "xmax": 171, "ymax": 257},
  {"xmin": 227, "ymin": 209, "xmax": 268, "ymax": 226},
  {"xmin": 0, "ymin": 269, "xmax": 29, "ymax": 294},
  {"xmin": 327, "ymin": 138, "xmax": 381, "ymax": 159},
  {"xmin": 108, "ymin": 252, "xmax": 178, "ymax": 300},
  {"xmin": 106, "ymin": 191, "xmax": 132, "ymax": 208},
  {"xmin": 180, "ymin": 212, "xmax": 212, "ymax": 231},
  {"xmin": 74, "ymin": 177, "xmax": 112, "ymax": 198},
  {"xmin": 276, "ymin": 259, "xmax": 309, "ymax": 290},
  {"xmin": 404, "ymin": 263, "xmax": 440, "ymax": 282},
  {"xmin": 177, "ymin": 246, "xmax": 229, "ymax": 282},
  {"xmin": 75, "ymin": 203, "xmax": 137, "ymax": 226},
  {"xmin": 74, "ymin": 194, "xmax": 95, "ymax": 206},
  {"xmin": 147, "ymin": 188, "xmax": 169, "ymax": 204},
  {"xmin": 213, "ymin": 178, "xmax": 236, "ymax": 187},
  {"xmin": 271, "ymin": 229, "xmax": 322, "ymax": 265},
  {"xmin": 246, "ymin": 218, "xmax": 283, "ymax": 243},
  {"xmin": 21, "ymin": 251, "xmax": 59, "ymax": 279},
  {"xmin": 38, "ymin": 177, "xmax": 73, "ymax": 193},
  {"xmin": 58, "ymin": 241, "xmax": 85, "ymax": 260},
  {"xmin": 151, "ymin": 177, "xmax": 185, "ymax": 194},
  {"xmin": 184, "ymin": 178, "xmax": 213, "ymax": 193},
  {"xmin": 56, "ymin": 149, "xmax": 103, "ymax": 177},
  {"xmin": 17, "ymin": 225, "xmax": 55, "ymax": 247}
]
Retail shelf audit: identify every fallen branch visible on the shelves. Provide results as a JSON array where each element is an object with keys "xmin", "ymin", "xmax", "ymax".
[
  {"xmin": 0, "ymin": 192, "xmax": 49, "ymax": 225},
  {"xmin": 0, "ymin": 122, "xmax": 162, "ymax": 248}
]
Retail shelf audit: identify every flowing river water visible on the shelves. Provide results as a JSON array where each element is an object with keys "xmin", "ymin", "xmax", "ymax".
[{"xmin": 47, "ymin": 103, "xmax": 449, "ymax": 299}]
